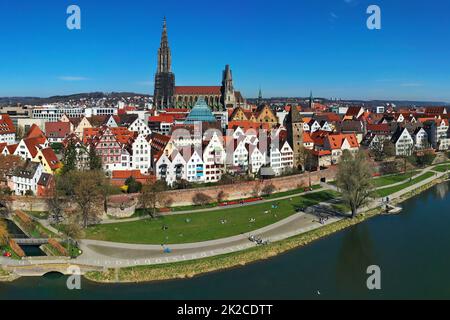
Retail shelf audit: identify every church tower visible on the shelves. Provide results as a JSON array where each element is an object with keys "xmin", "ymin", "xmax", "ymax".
[
  {"xmin": 285, "ymin": 105, "xmax": 304, "ymax": 170},
  {"xmin": 257, "ymin": 87, "xmax": 263, "ymax": 106},
  {"xmin": 221, "ymin": 65, "xmax": 236, "ymax": 108},
  {"xmin": 154, "ymin": 18, "xmax": 175, "ymax": 109},
  {"xmin": 309, "ymin": 91, "xmax": 314, "ymax": 110}
]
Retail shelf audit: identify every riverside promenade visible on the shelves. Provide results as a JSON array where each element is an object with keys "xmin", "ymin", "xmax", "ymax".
[{"xmin": 1, "ymin": 165, "xmax": 447, "ymax": 276}]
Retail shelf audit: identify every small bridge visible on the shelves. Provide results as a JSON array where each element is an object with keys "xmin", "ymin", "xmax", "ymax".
[
  {"xmin": 13, "ymin": 238, "xmax": 49, "ymax": 245},
  {"xmin": 3, "ymin": 263, "xmax": 104, "ymax": 277}
]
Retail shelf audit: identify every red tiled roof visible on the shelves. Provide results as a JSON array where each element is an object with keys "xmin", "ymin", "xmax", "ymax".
[
  {"xmin": 228, "ymin": 120, "xmax": 271, "ymax": 131},
  {"xmin": 111, "ymin": 170, "xmax": 156, "ymax": 186},
  {"xmin": 45, "ymin": 122, "xmax": 71, "ymax": 139},
  {"xmin": 174, "ymin": 86, "xmax": 221, "ymax": 95},
  {"xmin": 40, "ymin": 148, "xmax": 61, "ymax": 170},
  {"xmin": 25, "ymin": 124, "xmax": 45, "ymax": 139},
  {"xmin": 6, "ymin": 144, "xmax": 18, "ymax": 154},
  {"xmin": 163, "ymin": 108, "xmax": 190, "ymax": 113},
  {"xmin": 83, "ymin": 126, "xmax": 135, "ymax": 145},
  {"xmin": 346, "ymin": 106, "xmax": 363, "ymax": 117},
  {"xmin": 303, "ymin": 132, "xmax": 314, "ymax": 143},
  {"xmin": 23, "ymin": 139, "xmax": 39, "ymax": 158},
  {"xmin": 0, "ymin": 143, "xmax": 7, "ymax": 153},
  {"xmin": 148, "ymin": 114, "xmax": 185, "ymax": 123},
  {"xmin": 312, "ymin": 150, "xmax": 331, "ymax": 156},
  {"xmin": 327, "ymin": 133, "xmax": 359, "ymax": 150},
  {"xmin": 284, "ymin": 105, "xmax": 302, "ymax": 113},
  {"xmin": 367, "ymin": 123, "xmax": 390, "ymax": 132},
  {"xmin": 112, "ymin": 170, "xmax": 148, "ymax": 180},
  {"xmin": 318, "ymin": 113, "xmax": 341, "ymax": 123},
  {"xmin": 0, "ymin": 114, "xmax": 15, "ymax": 135}
]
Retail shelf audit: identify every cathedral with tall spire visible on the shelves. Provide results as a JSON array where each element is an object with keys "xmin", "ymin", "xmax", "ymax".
[
  {"xmin": 153, "ymin": 18, "xmax": 247, "ymax": 110},
  {"xmin": 153, "ymin": 17, "xmax": 175, "ymax": 109}
]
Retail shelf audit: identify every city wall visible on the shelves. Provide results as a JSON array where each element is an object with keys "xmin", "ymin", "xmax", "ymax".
[{"xmin": 11, "ymin": 167, "xmax": 338, "ymax": 212}]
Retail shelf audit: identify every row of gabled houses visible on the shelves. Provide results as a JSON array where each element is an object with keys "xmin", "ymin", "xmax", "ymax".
[
  {"xmin": 0, "ymin": 124, "xmax": 60, "ymax": 196},
  {"xmin": 1, "ymin": 100, "xmax": 449, "ymax": 193}
]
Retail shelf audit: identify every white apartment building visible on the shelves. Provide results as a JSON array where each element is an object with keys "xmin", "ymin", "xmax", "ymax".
[
  {"xmin": 131, "ymin": 134, "xmax": 152, "ymax": 173},
  {"xmin": 10, "ymin": 162, "xmax": 43, "ymax": 196},
  {"xmin": 32, "ymin": 105, "xmax": 117, "ymax": 122}
]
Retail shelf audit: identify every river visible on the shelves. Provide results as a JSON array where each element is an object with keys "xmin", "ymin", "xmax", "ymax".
[{"xmin": 1, "ymin": 182, "xmax": 450, "ymax": 300}]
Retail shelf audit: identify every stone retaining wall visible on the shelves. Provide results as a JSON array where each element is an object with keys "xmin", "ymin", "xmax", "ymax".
[{"xmin": 11, "ymin": 167, "xmax": 338, "ymax": 211}]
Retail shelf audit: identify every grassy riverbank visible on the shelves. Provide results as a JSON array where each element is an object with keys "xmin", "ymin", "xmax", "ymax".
[
  {"xmin": 85, "ymin": 210, "xmax": 379, "ymax": 283},
  {"xmin": 85, "ymin": 190, "xmax": 338, "ymax": 245},
  {"xmin": 84, "ymin": 173, "xmax": 448, "ymax": 284},
  {"xmin": 374, "ymin": 172, "xmax": 435, "ymax": 197}
]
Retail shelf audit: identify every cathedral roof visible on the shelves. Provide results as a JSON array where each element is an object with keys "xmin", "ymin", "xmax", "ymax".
[
  {"xmin": 175, "ymin": 86, "xmax": 221, "ymax": 95},
  {"xmin": 184, "ymin": 97, "xmax": 218, "ymax": 124}
]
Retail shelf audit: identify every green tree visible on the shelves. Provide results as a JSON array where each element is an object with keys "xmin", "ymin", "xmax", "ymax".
[
  {"xmin": 88, "ymin": 145, "xmax": 103, "ymax": 171},
  {"xmin": 61, "ymin": 142, "xmax": 77, "ymax": 175},
  {"xmin": 125, "ymin": 177, "xmax": 142, "ymax": 194},
  {"xmin": 336, "ymin": 150, "xmax": 374, "ymax": 218}
]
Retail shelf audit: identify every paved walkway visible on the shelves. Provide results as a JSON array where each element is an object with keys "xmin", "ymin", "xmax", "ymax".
[{"xmin": 1, "ymin": 166, "xmax": 447, "ymax": 270}]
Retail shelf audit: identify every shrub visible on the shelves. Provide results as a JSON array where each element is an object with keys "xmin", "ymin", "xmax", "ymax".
[
  {"xmin": 15, "ymin": 211, "xmax": 34, "ymax": 233},
  {"xmin": 262, "ymin": 183, "xmax": 276, "ymax": 196},
  {"xmin": 217, "ymin": 190, "xmax": 227, "ymax": 203},
  {"xmin": 125, "ymin": 177, "xmax": 142, "ymax": 194},
  {"xmin": 414, "ymin": 151, "xmax": 436, "ymax": 167},
  {"xmin": 48, "ymin": 238, "xmax": 68, "ymax": 256},
  {"xmin": 9, "ymin": 239, "xmax": 25, "ymax": 258},
  {"xmin": 192, "ymin": 193, "xmax": 213, "ymax": 206}
]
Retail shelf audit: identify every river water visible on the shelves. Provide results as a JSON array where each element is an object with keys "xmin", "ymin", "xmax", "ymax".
[{"xmin": 1, "ymin": 182, "xmax": 450, "ymax": 300}]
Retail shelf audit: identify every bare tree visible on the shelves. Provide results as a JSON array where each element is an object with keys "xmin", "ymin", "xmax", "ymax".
[
  {"xmin": 140, "ymin": 182, "xmax": 167, "ymax": 218},
  {"xmin": 0, "ymin": 190, "xmax": 12, "ymax": 219},
  {"xmin": 67, "ymin": 171, "xmax": 104, "ymax": 228},
  {"xmin": 0, "ymin": 219, "xmax": 10, "ymax": 246},
  {"xmin": 62, "ymin": 216, "xmax": 84, "ymax": 257},
  {"xmin": 46, "ymin": 182, "xmax": 65, "ymax": 224},
  {"xmin": 336, "ymin": 150, "xmax": 374, "ymax": 218}
]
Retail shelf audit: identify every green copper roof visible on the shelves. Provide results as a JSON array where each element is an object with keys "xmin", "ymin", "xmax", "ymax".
[{"xmin": 184, "ymin": 97, "xmax": 217, "ymax": 124}]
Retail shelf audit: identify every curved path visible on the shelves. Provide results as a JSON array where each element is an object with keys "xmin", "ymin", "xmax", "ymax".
[{"xmin": 1, "ymin": 166, "xmax": 447, "ymax": 271}]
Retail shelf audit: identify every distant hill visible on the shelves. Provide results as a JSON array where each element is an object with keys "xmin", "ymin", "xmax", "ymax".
[
  {"xmin": 248, "ymin": 97, "xmax": 449, "ymax": 107},
  {"xmin": 0, "ymin": 92, "xmax": 150, "ymax": 106}
]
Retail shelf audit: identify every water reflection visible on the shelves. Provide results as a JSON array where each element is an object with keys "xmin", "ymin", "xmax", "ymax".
[
  {"xmin": 435, "ymin": 183, "xmax": 449, "ymax": 200},
  {"xmin": 335, "ymin": 222, "xmax": 377, "ymax": 295}
]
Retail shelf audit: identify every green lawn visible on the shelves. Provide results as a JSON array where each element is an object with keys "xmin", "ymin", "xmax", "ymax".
[
  {"xmin": 433, "ymin": 164, "xmax": 450, "ymax": 173},
  {"xmin": 25, "ymin": 211, "xmax": 49, "ymax": 220},
  {"xmin": 372, "ymin": 171, "xmax": 419, "ymax": 188},
  {"xmin": 85, "ymin": 190, "xmax": 338, "ymax": 245},
  {"xmin": 262, "ymin": 185, "xmax": 322, "ymax": 200},
  {"xmin": 159, "ymin": 184, "xmax": 322, "ymax": 213},
  {"xmin": 374, "ymin": 172, "xmax": 435, "ymax": 198}
]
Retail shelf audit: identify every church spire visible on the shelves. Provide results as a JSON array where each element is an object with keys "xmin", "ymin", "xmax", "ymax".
[
  {"xmin": 258, "ymin": 87, "xmax": 263, "ymax": 106},
  {"xmin": 154, "ymin": 17, "xmax": 175, "ymax": 109},
  {"xmin": 309, "ymin": 91, "xmax": 314, "ymax": 109},
  {"xmin": 158, "ymin": 17, "xmax": 171, "ymax": 73}
]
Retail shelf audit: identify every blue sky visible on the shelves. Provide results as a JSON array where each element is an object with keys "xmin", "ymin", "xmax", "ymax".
[{"xmin": 0, "ymin": 0, "xmax": 449, "ymax": 101}]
